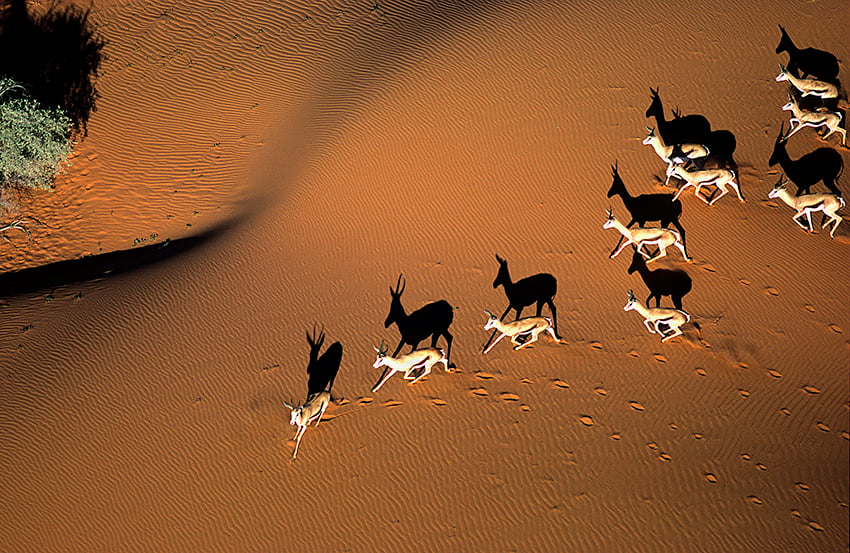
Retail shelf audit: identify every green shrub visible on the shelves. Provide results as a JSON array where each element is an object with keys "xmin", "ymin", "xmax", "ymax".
[{"xmin": 0, "ymin": 77, "xmax": 74, "ymax": 191}]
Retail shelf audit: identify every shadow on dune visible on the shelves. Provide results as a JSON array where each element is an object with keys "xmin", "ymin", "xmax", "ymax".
[
  {"xmin": 0, "ymin": 223, "xmax": 233, "ymax": 299},
  {"xmin": 0, "ymin": 0, "xmax": 104, "ymax": 134}
]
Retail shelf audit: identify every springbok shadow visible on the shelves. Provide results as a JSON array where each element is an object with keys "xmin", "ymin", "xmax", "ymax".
[
  {"xmin": 769, "ymin": 124, "xmax": 844, "ymax": 197},
  {"xmin": 627, "ymin": 248, "xmax": 692, "ymax": 311},
  {"xmin": 606, "ymin": 161, "xmax": 689, "ymax": 258},
  {"xmin": 0, "ymin": 223, "xmax": 233, "ymax": 299},
  {"xmin": 0, "ymin": 0, "xmax": 105, "ymax": 134},
  {"xmin": 377, "ymin": 274, "xmax": 454, "ymax": 387},
  {"xmin": 305, "ymin": 325, "xmax": 342, "ymax": 400},
  {"xmin": 483, "ymin": 255, "xmax": 559, "ymax": 351},
  {"xmin": 646, "ymin": 87, "xmax": 712, "ymax": 146},
  {"xmin": 776, "ymin": 24, "xmax": 840, "ymax": 84}
]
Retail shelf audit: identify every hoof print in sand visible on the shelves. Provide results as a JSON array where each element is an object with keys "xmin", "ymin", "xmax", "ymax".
[
  {"xmin": 498, "ymin": 392, "xmax": 520, "ymax": 402},
  {"xmin": 747, "ymin": 495, "xmax": 763, "ymax": 506},
  {"xmin": 471, "ymin": 387, "xmax": 489, "ymax": 397},
  {"xmin": 552, "ymin": 379, "xmax": 570, "ymax": 389},
  {"xmin": 629, "ymin": 401, "xmax": 646, "ymax": 411},
  {"xmin": 431, "ymin": 398, "xmax": 447, "ymax": 407},
  {"xmin": 705, "ymin": 473, "xmax": 718, "ymax": 483},
  {"xmin": 767, "ymin": 368, "xmax": 782, "ymax": 378},
  {"xmin": 579, "ymin": 415, "xmax": 594, "ymax": 426},
  {"xmin": 802, "ymin": 385, "xmax": 821, "ymax": 394},
  {"xmin": 594, "ymin": 387, "xmax": 608, "ymax": 397},
  {"xmin": 815, "ymin": 421, "xmax": 830, "ymax": 432}
]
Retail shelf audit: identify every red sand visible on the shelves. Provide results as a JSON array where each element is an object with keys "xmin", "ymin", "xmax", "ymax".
[{"xmin": 1, "ymin": 1, "xmax": 848, "ymax": 551}]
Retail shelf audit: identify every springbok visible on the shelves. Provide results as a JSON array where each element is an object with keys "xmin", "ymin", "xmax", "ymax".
[
  {"xmin": 603, "ymin": 208, "xmax": 690, "ymax": 262},
  {"xmin": 485, "ymin": 255, "xmax": 559, "ymax": 352},
  {"xmin": 643, "ymin": 126, "xmax": 710, "ymax": 169},
  {"xmin": 666, "ymin": 164, "xmax": 744, "ymax": 205},
  {"xmin": 769, "ymin": 124, "xmax": 844, "ymax": 197},
  {"xmin": 623, "ymin": 290, "xmax": 690, "ymax": 343},
  {"xmin": 371, "ymin": 341, "xmax": 448, "ymax": 392},
  {"xmin": 781, "ymin": 94, "xmax": 846, "ymax": 146},
  {"xmin": 768, "ymin": 176, "xmax": 844, "ymax": 238},
  {"xmin": 775, "ymin": 64, "xmax": 839, "ymax": 99},
  {"xmin": 285, "ymin": 326, "xmax": 343, "ymax": 461},
  {"xmin": 383, "ymin": 274, "xmax": 454, "ymax": 366},
  {"xmin": 482, "ymin": 310, "xmax": 557, "ymax": 354},
  {"xmin": 606, "ymin": 161, "xmax": 689, "ymax": 258}
]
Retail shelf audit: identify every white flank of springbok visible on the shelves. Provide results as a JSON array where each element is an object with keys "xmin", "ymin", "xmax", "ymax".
[
  {"xmin": 286, "ymin": 391, "xmax": 331, "ymax": 461},
  {"xmin": 371, "ymin": 343, "xmax": 448, "ymax": 392},
  {"xmin": 623, "ymin": 290, "xmax": 690, "ymax": 343},
  {"xmin": 603, "ymin": 209, "xmax": 690, "ymax": 262},
  {"xmin": 768, "ymin": 177, "xmax": 845, "ymax": 238},
  {"xmin": 781, "ymin": 95, "xmax": 846, "ymax": 146},
  {"xmin": 642, "ymin": 126, "xmax": 710, "ymax": 168},
  {"xmin": 666, "ymin": 164, "xmax": 744, "ymax": 205},
  {"xmin": 482, "ymin": 311, "xmax": 557, "ymax": 354},
  {"xmin": 775, "ymin": 64, "xmax": 839, "ymax": 99}
]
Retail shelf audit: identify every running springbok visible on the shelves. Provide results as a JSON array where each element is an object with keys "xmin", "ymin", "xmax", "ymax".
[
  {"xmin": 781, "ymin": 94, "xmax": 846, "ymax": 146},
  {"xmin": 371, "ymin": 340, "xmax": 448, "ymax": 392},
  {"xmin": 643, "ymin": 126, "xmax": 710, "ymax": 169},
  {"xmin": 603, "ymin": 208, "xmax": 690, "ymax": 262},
  {"xmin": 666, "ymin": 164, "xmax": 744, "ymax": 205},
  {"xmin": 775, "ymin": 64, "xmax": 839, "ymax": 99},
  {"xmin": 623, "ymin": 290, "xmax": 690, "ymax": 343},
  {"xmin": 285, "ymin": 326, "xmax": 343, "ymax": 461},
  {"xmin": 768, "ymin": 176, "xmax": 845, "ymax": 238},
  {"xmin": 482, "ymin": 310, "xmax": 557, "ymax": 353}
]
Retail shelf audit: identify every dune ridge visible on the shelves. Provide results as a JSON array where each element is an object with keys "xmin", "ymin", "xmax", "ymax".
[{"xmin": 1, "ymin": 0, "xmax": 848, "ymax": 552}]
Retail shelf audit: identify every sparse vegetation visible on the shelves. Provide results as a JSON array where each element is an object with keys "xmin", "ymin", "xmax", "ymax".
[{"xmin": 0, "ymin": 77, "xmax": 74, "ymax": 192}]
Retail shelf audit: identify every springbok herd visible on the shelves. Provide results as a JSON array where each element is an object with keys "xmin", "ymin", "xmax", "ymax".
[{"xmin": 286, "ymin": 26, "xmax": 846, "ymax": 459}]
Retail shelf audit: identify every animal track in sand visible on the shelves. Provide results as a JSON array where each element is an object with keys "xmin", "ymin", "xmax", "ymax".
[
  {"xmin": 755, "ymin": 463, "xmax": 767, "ymax": 471},
  {"xmin": 611, "ymin": 432, "xmax": 622, "ymax": 440},
  {"xmin": 828, "ymin": 324, "xmax": 842, "ymax": 333},
  {"xmin": 695, "ymin": 367, "xmax": 708, "ymax": 377},
  {"xmin": 702, "ymin": 264, "xmax": 717, "ymax": 273},
  {"xmin": 765, "ymin": 287, "xmax": 780, "ymax": 297},
  {"xmin": 471, "ymin": 388, "xmax": 489, "ymax": 397},
  {"xmin": 816, "ymin": 421, "xmax": 830, "ymax": 432},
  {"xmin": 738, "ymin": 389, "xmax": 751, "ymax": 398},
  {"xmin": 803, "ymin": 304, "xmax": 815, "ymax": 313},
  {"xmin": 628, "ymin": 349, "xmax": 639, "ymax": 358},
  {"xmin": 737, "ymin": 362, "xmax": 749, "ymax": 370},
  {"xmin": 357, "ymin": 397, "xmax": 374, "ymax": 405},
  {"xmin": 647, "ymin": 442, "xmax": 659, "ymax": 450},
  {"xmin": 841, "ymin": 431, "xmax": 849, "ymax": 441},
  {"xmin": 499, "ymin": 392, "xmax": 520, "ymax": 402},
  {"xmin": 629, "ymin": 401, "xmax": 646, "ymax": 411},
  {"xmin": 383, "ymin": 400, "xmax": 403, "ymax": 408},
  {"xmin": 705, "ymin": 473, "xmax": 718, "ymax": 483},
  {"xmin": 807, "ymin": 521, "xmax": 825, "ymax": 532},
  {"xmin": 748, "ymin": 495, "xmax": 763, "ymax": 505},
  {"xmin": 579, "ymin": 415, "xmax": 594, "ymax": 426},
  {"xmin": 802, "ymin": 385, "xmax": 821, "ymax": 394},
  {"xmin": 741, "ymin": 453, "xmax": 752, "ymax": 461},
  {"xmin": 795, "ymin": 482, "xmax": 810, "ymax": 492},
  {"xmin": 552, "ymin": 379, "xmax": 570, "ymax": 389},
  {"xmin": 693, "ymin": 433, "xmax": 704, "ymax": 440},
  {"xmin": 669, "ymin": 423, "xmax": 679, "ymax": 431},
  {"xmin": 767, "ymin": 368, "xmax": 782, "ymax": 378},
  {"xmin": 520, "ymin": 405, "xmax": 531, "ymax": 411},
  {"xmin": 780, "ymin": 407, "xmax": 792, "ymax": 416},
  {"xmin": 431, "ymin": 398, "xmax": 447, "ymax": 406},
  {"xmin": 589, "ymin": 341, "xmax": 603, "ymax": 350},
  {"xmin": 739, "ymin": 278, "xmax": 751, "ymax": 286},
  {"xmin": 658, "ymin": 452, "xmax": 672, "ymax": 462},
  {"xmin": 653, "ymin": 354, "xmax": 668, "ymax": 363},
  {"xmin": 475, "ymin": 372, "xmax": 495, "ymax": 380},
  {"xmin": 594, "ymin": 387, "xmax": 608, "ymax": 397}
]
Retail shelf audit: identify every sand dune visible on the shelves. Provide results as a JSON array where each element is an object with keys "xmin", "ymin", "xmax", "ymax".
[{"xmin": 1, "ymin": 0, "xmax": 848, "ymax": 551}]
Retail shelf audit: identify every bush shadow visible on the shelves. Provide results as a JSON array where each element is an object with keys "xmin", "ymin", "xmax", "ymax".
[{"xmin": 0, "ymin": 0, "xmax": 105, "ymax": 135}]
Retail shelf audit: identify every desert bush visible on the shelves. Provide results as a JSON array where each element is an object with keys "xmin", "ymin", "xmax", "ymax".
[{"xmin": 0, "ymin": 76, "xmax": 74, "ymax": 191}]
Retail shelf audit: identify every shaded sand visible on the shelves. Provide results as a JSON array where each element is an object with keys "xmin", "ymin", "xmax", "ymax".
[{"xmin": 1, "ymin": 0, "xmax": 848, "ymax": 551}]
